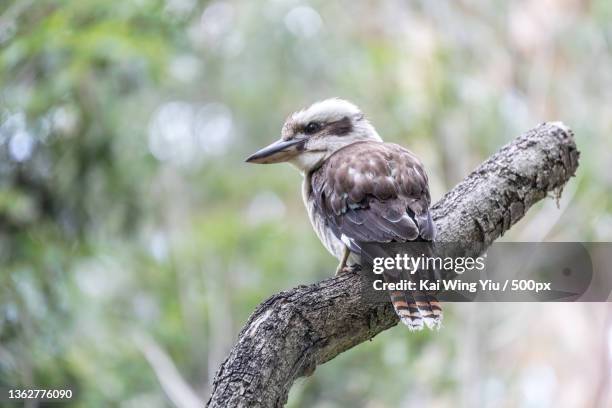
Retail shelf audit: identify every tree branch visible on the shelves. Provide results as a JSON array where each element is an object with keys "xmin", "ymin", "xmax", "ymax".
[{"xmin": 207, "ymin": 122, "xmax": 579, "ymax": 407}]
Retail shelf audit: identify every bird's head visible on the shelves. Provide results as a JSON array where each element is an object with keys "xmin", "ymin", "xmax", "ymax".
[{"xmin": 246, "ymin": 98, "xmax": 382, "ymax": 173}]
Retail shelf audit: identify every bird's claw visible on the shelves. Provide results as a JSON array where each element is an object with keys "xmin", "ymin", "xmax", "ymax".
[{"xmin": 335, "ymin": 264, "xmax": 361, "ymax": 276}]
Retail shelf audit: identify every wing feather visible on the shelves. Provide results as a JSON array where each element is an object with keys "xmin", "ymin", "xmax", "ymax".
[{"xmin": 311, "ymin": 141, "xmax": 435, "ymax": 246}]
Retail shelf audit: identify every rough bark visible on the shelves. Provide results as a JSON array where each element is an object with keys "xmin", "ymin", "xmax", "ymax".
[{"xmin": 207, "ymin": 122, "xmax": 579, "ymax": 407}]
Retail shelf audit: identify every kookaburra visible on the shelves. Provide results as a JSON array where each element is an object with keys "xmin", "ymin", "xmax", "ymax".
[{"xmin": 246, "ymin": 98, "xmax": 440, "ymax": 330}]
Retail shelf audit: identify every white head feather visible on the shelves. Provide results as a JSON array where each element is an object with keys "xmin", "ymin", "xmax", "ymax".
[
  {"xmin": 285, "ymin": 98, "xmax": 383, "ymax": 173},
  {"xmin": 291, "ymin": 98, "xmax": 363, "ymax": 124}
]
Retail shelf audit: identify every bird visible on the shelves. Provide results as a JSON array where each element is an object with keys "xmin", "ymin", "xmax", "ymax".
[{"xmin": 246, "ymin": 98, "xmax": 441, "ymax": 330}]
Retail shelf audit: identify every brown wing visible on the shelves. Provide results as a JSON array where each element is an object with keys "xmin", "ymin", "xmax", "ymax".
[{"xmin": 311, "ymin": 141, "xmax": 435, "ymax": 251}]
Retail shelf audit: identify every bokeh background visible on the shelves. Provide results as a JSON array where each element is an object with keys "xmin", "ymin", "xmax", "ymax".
[{"xmin": 1, "ymin": 0, "xmax": 612, "ymax": 407}]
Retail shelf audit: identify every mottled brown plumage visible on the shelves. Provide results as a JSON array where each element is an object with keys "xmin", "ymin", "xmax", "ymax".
[{"xmin": 310, "ymin": 141, "xmax": 435, "ymax": 248}]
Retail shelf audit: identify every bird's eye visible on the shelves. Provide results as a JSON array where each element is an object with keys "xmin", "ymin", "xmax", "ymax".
[{"xmin": 304, "ymin": 122, "xmax": 321, "ymax": 134}]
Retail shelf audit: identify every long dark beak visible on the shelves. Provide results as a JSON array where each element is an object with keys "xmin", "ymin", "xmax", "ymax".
[{"xmin": 245, "ymin": 138, "xmax": 305, "ymax": 164}]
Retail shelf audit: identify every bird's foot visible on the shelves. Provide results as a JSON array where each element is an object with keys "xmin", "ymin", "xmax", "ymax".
[{"xmin": 335, "ymin": 264, "xmax": 361, "ymax": 276}]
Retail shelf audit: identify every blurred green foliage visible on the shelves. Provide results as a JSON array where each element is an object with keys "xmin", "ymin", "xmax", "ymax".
[{"xmin": 1, "ymin": 0, "xmax": 611, "ymax": 407}]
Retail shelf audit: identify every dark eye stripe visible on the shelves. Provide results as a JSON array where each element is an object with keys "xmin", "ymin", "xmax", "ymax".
[
  {"xmin": 327, "ymin": 116, "xmax": 353, "ymax": 136},
  {"xmin": 301, "ymin": 117, "xmax": 353, "ymax": 137}
]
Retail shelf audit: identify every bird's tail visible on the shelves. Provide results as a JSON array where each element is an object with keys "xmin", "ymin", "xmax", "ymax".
[
  {"xmin": 359, "ymin": 240, "xmax": 442, "ymax": 330},
  {"xmin": 383, "ymin": 272, "xmax": 443, "ymax": 330}
]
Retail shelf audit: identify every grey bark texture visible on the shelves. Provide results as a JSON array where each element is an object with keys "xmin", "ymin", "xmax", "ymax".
[{"xmin": 206, "ymin": 122, "xmax": 580, "ymax": 408}]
